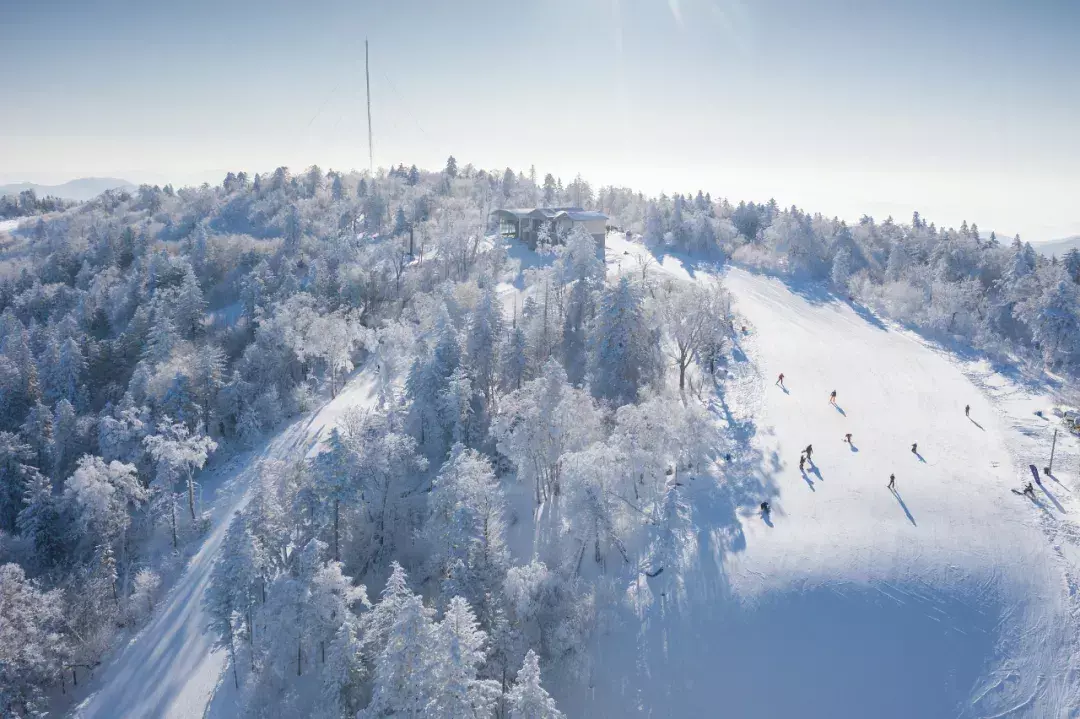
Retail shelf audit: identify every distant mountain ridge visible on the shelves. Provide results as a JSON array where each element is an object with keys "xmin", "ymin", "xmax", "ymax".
[
  {"xmin": 0, "ymin": 177, "xmax": 136, "ymax": 202},
  {"xmin": 1034, "ymin": 235, "xmax": 1080, "ymax": 258}
]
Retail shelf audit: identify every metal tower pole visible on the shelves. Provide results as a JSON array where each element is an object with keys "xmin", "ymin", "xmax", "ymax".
[{"xmin": 365, "ymin": 39, "xmax": 373, "ymax": 175}]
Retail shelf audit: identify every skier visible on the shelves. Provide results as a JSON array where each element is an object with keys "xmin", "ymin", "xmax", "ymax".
[
  {"xmin": 965, "ymin": 404, "xmax": 970, "ymax": 417},
  {"xmin": 829, "ymin": 390, "xmax": 837, "ymax": 405},
  {"xmin": 799, "ymin": 455, "xmax": 806, "ymax": 472},
  {"xmin": 888, "ymin": 473, "xmax": 896, "ymax": 490},
  {"xmin": 844, "ymin": 433, "xmax": 852, "ymax": 444},
  {"xmin": 911, "ymin": 442, "xmax": 918, "ymax": 455},
  {"xmin": 1023, "ymin": 482, "xmax": 1035, "ymax": 498},
  {"xmin": 760, "ymin": 501, "xmax": 771, "ymax": 514},
  {"xmin": 776, "ymin": 372, "xmax": 785, "ymax": 387},
  {"xmin": 804, "ymin": 444, "xmax": 813, "ymax": 460}
]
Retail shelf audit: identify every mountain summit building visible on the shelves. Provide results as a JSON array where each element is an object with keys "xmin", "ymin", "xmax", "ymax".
[{"xmin": 491, "ymin": 207, "xmax": 608, "ymax": 253}]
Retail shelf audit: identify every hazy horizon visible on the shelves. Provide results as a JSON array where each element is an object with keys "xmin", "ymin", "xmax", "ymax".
[{"xmin": 3, "ymin": 0, "xmax": 1078, "ymax": 241}]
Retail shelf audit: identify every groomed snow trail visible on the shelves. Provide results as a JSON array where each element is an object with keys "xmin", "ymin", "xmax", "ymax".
[
  {"xmin": 574, "ymin": 241, "xmax": 1080, "ymax": 718},
  {"xmin": 71, "ymin": 368, "xmax": 379, "ymax": 719}
]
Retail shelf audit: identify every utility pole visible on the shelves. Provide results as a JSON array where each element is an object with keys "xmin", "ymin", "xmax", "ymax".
[
  {"xmin": 365, "ymin": 38, "xmax": 373, "ymax": 175},
  {"xmin": 1047, "ymin": 428, "xmax": 1058, "ymax": 475}
]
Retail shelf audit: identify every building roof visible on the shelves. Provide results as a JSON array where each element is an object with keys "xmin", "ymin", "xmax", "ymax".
[
  {"xmin": 492, "ymin": 207, "xmax": 608, "ymax": 221},
  {"xmin": 557, "ymin": 209, "xmax": 608, "ymax": 222}
]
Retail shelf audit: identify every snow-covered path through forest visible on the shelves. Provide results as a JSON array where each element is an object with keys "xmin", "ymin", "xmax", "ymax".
[
  {"xmin": 575, "ymin": 244, "xmax": 1080, "ymax": 718},
  {"xmin": 71, "ymin": 367, "xmax": 379, "ymax": 719}
]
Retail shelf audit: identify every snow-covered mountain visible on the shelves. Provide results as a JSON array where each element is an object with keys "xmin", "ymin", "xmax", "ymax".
[
  {"xmin": 70, "ymin": 232, "xmax": 1080, "ymax": 719},
  {"xmin": 0, "ymin": 177, "xmax": 135, "ymax": 201},
  {"xmin": 1034, "ymin": 235, "xmax": 1080, "ymax": 258}
]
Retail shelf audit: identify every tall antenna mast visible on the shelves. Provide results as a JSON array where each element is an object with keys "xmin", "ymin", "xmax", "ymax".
[{"xmin": 365, "ymin": 38, "xmax": 373, "ymax": 175}]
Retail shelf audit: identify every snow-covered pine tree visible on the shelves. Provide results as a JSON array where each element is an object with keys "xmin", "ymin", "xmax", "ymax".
[
  {"xmin": 425, "ymin": 596, "xmax": 501, "ymax": 718},
  {"xmin": 507, "ymin": 650, "xmax": 564, "ymax": 719},
  {"xmin": 589, "ymin": 275, "xmax": 661, "ymax": 405},
  {"xmin": 361, "ymin": 592, "xmax": 436, "ymax": 717},
  {"xmin": 174, "ymin": 267, "xmax": 207, "ymax": 339},
  {"xmin": 466, "ymin": 288, "xmax": 504, "ymax": 405}
]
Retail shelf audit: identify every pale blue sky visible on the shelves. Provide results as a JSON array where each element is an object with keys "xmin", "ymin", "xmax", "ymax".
[{"xmin": 2, "ymin": 0, "xmax": 1078, "ymax": 239}]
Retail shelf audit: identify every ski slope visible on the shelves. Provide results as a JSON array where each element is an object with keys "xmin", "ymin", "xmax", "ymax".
[
  {"xmin": 71, "ymin": 367, "xmax": 380, "ymax": 719},
  {"xmin": 577, "ymin": 237, "xmax": 1080, "ymax": 718}
]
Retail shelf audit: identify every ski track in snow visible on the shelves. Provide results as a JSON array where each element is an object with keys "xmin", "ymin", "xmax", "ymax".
[
  {"xmin": 70, "ymin": 367, "xmax": 380, "ymax": 719},
  {"xmin": 572, "ymin": 235, "xmax": 1080, "ymax": 719}
]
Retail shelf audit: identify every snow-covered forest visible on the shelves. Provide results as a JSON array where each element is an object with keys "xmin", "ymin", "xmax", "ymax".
[{"xmin": 1, "ymin": 158, "xmax": 1079, "ymax": 718}]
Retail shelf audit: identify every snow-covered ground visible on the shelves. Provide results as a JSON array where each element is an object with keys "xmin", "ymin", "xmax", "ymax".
[
  {"xmin": 572, "ymin": 236, "xmax": 1080, "ymax": 718},
  {"xmin": 71, "ymin": 367, "xmax": 379, "ymax": 719},
  {"xmin": 0, "ymin": 218, "xmax": 21, "ymax": 234}
]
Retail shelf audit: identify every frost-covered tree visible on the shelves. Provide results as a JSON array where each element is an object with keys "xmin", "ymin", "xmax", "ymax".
[
  {"xmin": 491, "ymin": 359, "xmax": 602, "ymax": 505},
  {"xmin": 831, "ymin": 245, "xmax": 852, "ymax": 292},
  {"xmin": 507, "ymin": 650, "xmax": 564, "ymax": 719},
  {"xmin": 657, "ymin": 280, "xmax": 730, "ymax": 390},
  {"xmin": 1016, "ymin": 277, "xmax": 1080, "ymax": 367},
  {"xmin": 361, "ymin": 591, "xmax": 436, "ymax": 718},
  {"xmin": 501, "ymin": 324, "xmax": 529, "ymax": 392},
  {"xmin": 130, "ymin": 568, "xmax": 161, "ymax": 619},
  {"xmin": 466, "ymin": 289, "xmax": 505, "ymax": 404},
  {"xmin": 18, "ymin": 472, "xmax": 62, "ymax": 568},
  {"xmin": 142, "ymin": 307, "xmax": 178, "ymax": 366},
  {"xmin": 63, "ymin": 455, "xmax": 146, "ymax": 563},
  {"xmin": 144, "ymin": 419, "xmax": 217, "ymax": 522},
  {"xmin": 311, "ymin": 427, "xmax": 355, "ymax": 561},
  {"xmin": 406, "ymin": 312, "xmax": 462, "ymax": 452},
  {"xmin": 191, "ymin": 344, "xmax": 226, "ymax": 434},
  {"xmin": 0, "ymin": 431, "xmax": 39, "ymax": 533},
  {"xmin": 0, "ymin": 564, "xmax": 69, "ymax": 717},
  {"xmin": 590, "ymin": 275, "xmax": 661, "ymax": 405},
  {"xmin": 423, "ymin": 445, "xmax": 509, "ymax": 607},
  {"xmin": 425, "ymin": 596, "xmax": 501, "ymax": 718},
  {"xmin": 174, "ymin": 267, "xmax": 207, "ymax": 339}
]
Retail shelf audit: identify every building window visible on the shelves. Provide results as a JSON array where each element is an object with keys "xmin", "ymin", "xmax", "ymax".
[{"xmin": 499, "ymin": 218, "xmax": 518, "ymax": 238}]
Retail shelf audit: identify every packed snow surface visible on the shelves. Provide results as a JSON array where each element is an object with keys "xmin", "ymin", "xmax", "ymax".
[
  {"xmin": 71, "ymin": 368, "xmax": 379, "ymax": 719},
  {"xmin": 572, "ymin": 241, "xmax": 1080, "ymax": 718}
]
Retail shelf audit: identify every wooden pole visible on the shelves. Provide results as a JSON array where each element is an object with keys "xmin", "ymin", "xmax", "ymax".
[{"xmin": 1049, "ymin": 428, "xmax": 1058, "ymax": 474}]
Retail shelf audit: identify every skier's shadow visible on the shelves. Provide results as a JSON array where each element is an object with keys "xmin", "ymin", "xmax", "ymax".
[
  {"xmin": 968, "ymin": 417, "xmax": 985, "ymax": 430},
  {"xmin": 833, "ymin": 404, "xmax": 846, "ymax": 416},
  {"xmin": 801, "ymin": 469, "xmax": 815, "ymax": 491},
  {"xmin": 890, "ymin": 488, "xmax": 917, "ymax": 526},
  {"xmin": 847, "ymin": 442, "xmax": 859, "ymax": 453},
  {"xmin": 808, "ymin": 464, "xmax": 824, "ymax": 482},
  {"xmin": 761, "ymin": 510, "xmax": 774, "ymax": 527},
  {"xmin": 780, "ymin": 386, "xmax": 790, "ymax": 395},
  {"xmin": 914, "ymin": 452, "xmax": 926, "ymax": 463}
]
